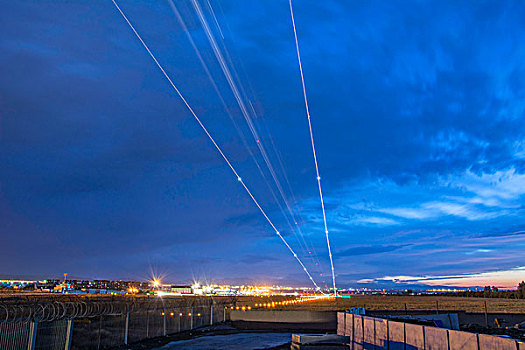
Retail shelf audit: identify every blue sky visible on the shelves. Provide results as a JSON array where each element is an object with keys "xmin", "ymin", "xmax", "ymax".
[{"xmin": 1, "ymin": 0, "xmax": 524, "ymax": 289}]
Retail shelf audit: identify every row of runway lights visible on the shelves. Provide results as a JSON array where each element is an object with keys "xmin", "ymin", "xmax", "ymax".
[
  {"xmin": 234, "ymin": 295, "xmax": 335, "ymax": 311},
  {"xmin": 161, "ymin": 312, "xmax": 202, "ymax": 317},
  {"xmin": 159, "ymin": 295, "xmax": 335, "ymax": 315}
]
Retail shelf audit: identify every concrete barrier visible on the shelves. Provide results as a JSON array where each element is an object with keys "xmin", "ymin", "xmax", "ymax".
[
  {"xmin": 363, "ymin": 316, "xmax": 375, "ymax": 349},
  {"xmin": 338, "ymin": 312, "xmax": 522, "ymax": 350},
  {"xmin": 448, "ymin": 329, "xmax": 478, "ymax": 350},
  {"xmin": 353, "ymin": 315, "xmax": 364, "ymax": 350},
  {"xmin": 345, "ymin": 313, "xmax": 354, "ymax": 343},
  {"xmin": 292, "ymin": 334, "xmax": 349, "ymax": 344},
  {"xmin": 405, "ymin": 323, "xmax": 425, "ymax": 349},
  {"xmin": 230, "ymin": 310, "xmax": 335, "ymax": 323},
  {"xmin": 375, "ymin": 318, "xmax": 388, "ymax": 349},
  {"xmin": 478, "ymin": 333, "xmax": 518, "ymax": 350},
  {"xmin": 424, "ymin": 326, "xmax": 448, "ymax": 350},
  {"xmin": 337, "ymin": 312, "xmax": 345, "ymax": 336},
  {"xmin": 388, "ymin": 321, "xmax": 405, "ymax": 350},
  {"xmin": 392, "ymin": 314, "xmax": 459, "ymax": 330}
]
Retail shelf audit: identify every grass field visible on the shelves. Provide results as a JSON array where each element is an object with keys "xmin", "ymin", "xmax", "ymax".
[
  {"xmin": 238, "ymin": 295, "xmax": 525, "ymax": 313},
  {"xmin": 2, "ymin": 292, "xmax": 524, "ymax": 314}
]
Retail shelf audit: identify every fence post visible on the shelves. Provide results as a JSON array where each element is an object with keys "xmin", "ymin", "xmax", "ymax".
[
  {"xmin": 484, "ymin": 301, "xmax": 488, "ymax": 327},
  {"xmin": 124, "ymin": 311, "xmax": 130, "ymax": 345},
  {"xmin": 190, "ymin": 306, "xmax": 194, "ymax": 329},
  {"xmin": 27, "ymin": 317, "xmax": 38, "ymax": 350},
  {"xmin": 223, "ymin": 307, "xmax": 226, "ymax": 322},
  {"xmin": 163, "ymin": 308, "xmax": 167, "ymax": 336},
  {"xmin": 64, "ymin": 318, "xmax": 73, "ymax": 350},
  {"xmin": 210, "ymin": 303, "xmax": 213, "ymax": 325},
  {"xmin": 146, "ymin": 310, "xmax": 149, "ymax": 338},
  {"xmin": 97, "ymin": 315, "xmax": 102, "ymax": 350}
]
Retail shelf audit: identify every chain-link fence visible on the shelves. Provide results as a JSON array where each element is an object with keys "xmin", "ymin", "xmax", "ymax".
[
  {"xmin": 0, "ymin": 295, "xmax": 234, "ymax": 349},
  {"xmin": 0, "ymin": 319, "xmax": 33, "ymax": 350}
]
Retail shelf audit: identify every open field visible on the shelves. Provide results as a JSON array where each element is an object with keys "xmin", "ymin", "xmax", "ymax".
[
  {"xmin": 2, "ymin": 293, "xmax": 524, "ymax": 314},
  {"xmin": 242, "ymin": 295, "xmax": 525, "ymax": 313}
]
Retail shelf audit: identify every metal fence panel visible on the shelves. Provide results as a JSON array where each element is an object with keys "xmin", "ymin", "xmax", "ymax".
[
  {"xmin": 0, "ymin": 297, "xmax": 232, "ymax": 349},
  {"xmin": 35, "ymin": 319, "xmax": 69, "ymax": 350},
  {"xmin": 0, "ymin": 321, "xmax": 31, "ymax": 350}
]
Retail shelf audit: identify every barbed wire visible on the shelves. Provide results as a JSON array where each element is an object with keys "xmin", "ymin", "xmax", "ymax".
[{"xmin": 0, "ymin": 295, "xmax": 233, "ymax": 322}]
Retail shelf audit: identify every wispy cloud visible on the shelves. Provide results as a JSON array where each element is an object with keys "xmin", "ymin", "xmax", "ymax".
[
  {"xmin": 337, "ymin": 244, "xmax": 410, "ymax": 258},
  {"xmin": 358, "ymin": 266, "xmax": 525, "ymax": 289},
  {"xmin": 334, "ymin": 168, "xmax": 524, "ymax": 223}
]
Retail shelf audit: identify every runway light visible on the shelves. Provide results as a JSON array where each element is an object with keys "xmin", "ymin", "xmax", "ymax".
[
  {"xmin": 161, "ymin": 312, "xmax": 165, "ymax": 316},
  {"xmin": 197, "ymin": 313, "xmax": 201, "ymax": 317},
  {"xmin": 179, "ymin": 313, "xmax": 183, "ymax": 317},
  {"xmin": 188, "ymin": 313, "xmax": 192, "ymax": 316},
  {"xmin": 170, "ymin": 312, "xmax": 174, "ymax": 317},
  {"xmin": 247, "ymin": 306, "xmax": 251, "ymax": 310}
]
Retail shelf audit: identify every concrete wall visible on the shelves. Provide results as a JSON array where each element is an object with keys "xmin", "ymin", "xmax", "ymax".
[
  {"xmin": 363, "ymin": 316, "xmax": 375, "ymax": 349},
  {"xmin": 337, "ymin": 312, "xmax": 523, "ymax": 350},
  {"xmin": 405, "ymin": 322, "xmax": 425, "ymax": 349},
  {"xmin": 424, "ymin": 326, "xmax": 448, "ymax": 350},
  {"xmin": 353, "ymin": 314, "xmax": 364, "ymax": 350},
  {"xmin": 367, "ymin": 310, "xmax": 525, "ymax": 328},
  {"xmin": 346, "ymin": 314, "xmax": 354, "ymax": 345},
  {"xmin": 230, "ymin": 310, "xmax": 336, "ymax": 323},
  {"xmin": 448, "ymin": 329, "xmax": 477, "ymax": 350},
  {"xmin": 375, "ymin": 318, "xmax": 388, "ymax": 349},
  {"xmin": 388, "ymin": 320, "xmax": 405, "ymax": 350},
  {"xmin": 478, "ymin": 333, "xmax": 519, "ymax": 350},
  {"xmin": 338, "ymin": 312, "xmax": 346, "ymax": 336}
]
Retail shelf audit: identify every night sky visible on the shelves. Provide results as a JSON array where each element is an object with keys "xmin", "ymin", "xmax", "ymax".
[{"xmin": 1, "ymin": 0, "xmax": 524, "ymax": 289}]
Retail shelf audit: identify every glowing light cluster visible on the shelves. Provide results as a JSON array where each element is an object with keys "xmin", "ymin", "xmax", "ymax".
[{"xmin": 239, "ymin": 295, "xmax": 335, "ymax": 311}]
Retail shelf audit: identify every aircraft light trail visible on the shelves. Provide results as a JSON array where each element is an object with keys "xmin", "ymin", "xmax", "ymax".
[
  {"xmin": 289, "ymin": 0, "xmax": 337, "ymax": 296},
  {"xmin": 110, "ymin": 0, "xmax": 322, "ymax": 291},
  {"xmin": 189, "ymin": 0, "xmax": 322, "ymax": 273}
]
